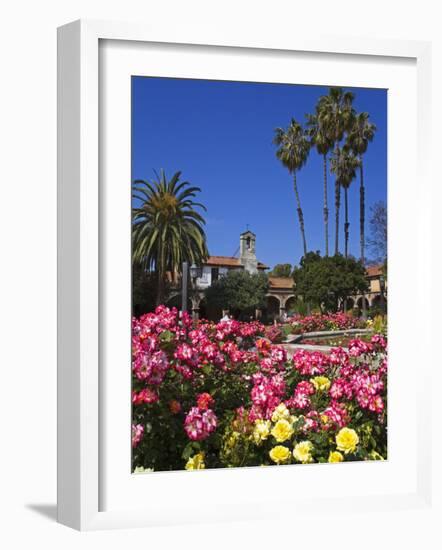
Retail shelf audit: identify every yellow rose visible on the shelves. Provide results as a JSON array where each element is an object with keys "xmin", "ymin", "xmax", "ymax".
[
  {"xmin": 293, "ymin": 441, "xmax": 314, "ymax": 463},
  {"xmin": 185, "ymin": 452, "xmax": 205, "ymax": 470},
  {"xmin": 271, "ymin": 419, "xmax": 294, "ymax": 443},
  {"xmin": 336, "ymin": 427, "xmax": 359, "ymax": 454},
  {"xmin": 328, "ymin": 451, "xmax": 344, "ymax": 463},
  {"xmin": 226, "ymin": 431, "xmax": 241, "ymax": 449},
  {"xmin": 252, "ymin": 420, "xmax": 271, "ymax": 444},
  {"xmin": 310, "ymin": 376, "xmax": 331, "ymax": 392},
  {"xmin": 269, "ymin": 445, "xmax": 291, "ymax": 464},
  {"xmin": 271, "ymin": 403, "xmax": 291, "ymax": 422}
]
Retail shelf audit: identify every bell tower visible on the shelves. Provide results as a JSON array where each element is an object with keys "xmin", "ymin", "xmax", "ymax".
[{"xmin": 239, "ymin": 230, "xmax": 258, "ymax": 273}]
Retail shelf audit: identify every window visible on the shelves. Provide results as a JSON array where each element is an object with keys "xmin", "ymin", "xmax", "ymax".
[{"xmin": 211, "ymin": 267, "xmax": 219, "ymax": 282}]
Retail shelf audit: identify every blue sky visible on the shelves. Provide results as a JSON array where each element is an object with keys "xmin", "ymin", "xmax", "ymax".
[{"xmin": 132, "ymin": 77, "xmax": 387, "ymax": 269}]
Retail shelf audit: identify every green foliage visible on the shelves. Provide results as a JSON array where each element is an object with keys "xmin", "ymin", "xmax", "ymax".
[
  {"xmin": 316, "ymin": 87, "xmax": 355, "ymax": 144},
  {"xmin": 205, "ymin": 270, "xmax": 269, "ymax": 314},
  {"xmin": 314, "ymin": 88, "xmax": 356, "ymax": 256},
  {"xmin": 132, "ymin": 170, "xmax": 208, "ymax": 304},
  {"xmin": 286, "ymin": 297, "xmax": 308, "ymax": 316},
  {"xmin": 132, "ymin": 309, "xmax": 388, "ymax": 471},
  {"xmin": 371, "ymin": 314, "xmax": 387, "ymax": 336},
  {"xmin": 270, "ymin": 263, "xmax": 293, "ymax": 277},
  {"xmin": 132, "ymin": 347, "xmax": 259, "ymax": 471},
  {"xmin": 305, "ymin": 110, "xmax": 333, "ymax": 256},
  {"xmin": 330, "ymin": 147, "xmax": 360, "ymax": 190},
  {"xmin": 306, "ymin": 112, "xmax": 334, "ymax": 156},
  {"xmin": 330, "ymin": 147, "xmax": 361, "ymax": 256},
  {"xmin": 346, "ymin": 112, "xmax": 376, "ymax": 157},
  {"xmin": 273, "ymin": 119, "xmax": 310, "ymax": 175},
  {"xmin": 292, "ymin": 252, "xmax": 368, "ymax": 312},
  {"xmin": 273, "ymin": 119, "xmax": 311, "ymax": 256},
  {"xmin": 132, "ymin": 263, "xmax": 172, "ymax": 315}
]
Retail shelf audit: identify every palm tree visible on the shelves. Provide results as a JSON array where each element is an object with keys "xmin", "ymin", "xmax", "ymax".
[
  {"xmin": 346, "ymin": 112, "xmax": 377, "ymax": 266},
  {"xmin": 330, "ymin": 147, "xmax": 360, "ymax": 257},
  {"xmin": 317, "ymin": 88, "xmax": 355, "ymax": 255},
  {"xmin": 273, "ymin": 119, "xmax": 311, "ymax": 257},
  {"xmin": 132, "ymin": 170, "xmax": 208, "ymax": 306},
  {"xmin": 306, "ymin": 112, "xmax": 334, "ymax": 256}
]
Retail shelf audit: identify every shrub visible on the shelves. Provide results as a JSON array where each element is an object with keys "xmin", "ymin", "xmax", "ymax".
[
  {"xmin": 370, "ymin": 314, "xmax": 387, "ymax": 336},
  {"xmin": 292, "ymin": 253, "xmax": 369, "ymax": 313},
  {"xmin": 132, "ymin": 306, "xmax": 387, "ymax": 472},
  {"xmin": 287, "ymin": 312, "xmax": 367, "ymax": 334}
]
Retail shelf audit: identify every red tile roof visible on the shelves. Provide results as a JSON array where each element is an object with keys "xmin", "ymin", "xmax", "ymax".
[
  {"xmin": 269, "ymin": 276, "xmax": 294, "ymax": 289},
  {"xmin": 366, "ymin": 265, "xmax": 384, "ymax": 277},
  {"xmin": 205, "ymin": 256, "xmax": 269, "ymax": 269},
  {"xmin": 205, "ymin": 256, "xmax": 241, "ymax": 267}
]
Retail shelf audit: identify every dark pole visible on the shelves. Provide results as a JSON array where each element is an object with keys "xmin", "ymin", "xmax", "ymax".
[{"xmin": 182, "ymin": 261, "xmax": 188, "ymax": 314}]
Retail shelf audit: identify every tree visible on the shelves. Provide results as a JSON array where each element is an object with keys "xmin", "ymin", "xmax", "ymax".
[
  {"xmin": 330, "ymin": 147, "xmax": 360, "ymax": 257},
  {"xmin": 270, "ymin": 263, "xmax": 292, "ymax": 277},
  {"xmin": 292, "ymin": 253, "xmax": 368, "ymax": 313},
  {"xmin": 132, "ymin": 262, "xmax": 172, "ymax": 316},
  {"xmin": 205, "ymin": 270, "xmax": 269, "ymax": 316},
  {"xmin": 317, "ymin": 88, "xmax": 355, "ymax": 255},
  {"xmin": 132, "ymin": 170, "xmax": 208, "ymax": 305},
  {"xmin": 273, "ymin": 119, "xmax": 311, "ymax": 257},
  {"xmin": 347, "ymin": 112, "xmax": 377, "ymax": 265},
  {"xmin": 306, "ymin": 112, "xmax": 334, "ymax": 256},
  {"xmin": 367, "ymin": 201, "xmax": 387, "ymax": 263}
]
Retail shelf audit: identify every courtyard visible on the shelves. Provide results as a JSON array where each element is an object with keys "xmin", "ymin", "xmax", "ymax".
[{"xmin": 131, "ymin": 81, "xmax": 387, "ymax": 472}]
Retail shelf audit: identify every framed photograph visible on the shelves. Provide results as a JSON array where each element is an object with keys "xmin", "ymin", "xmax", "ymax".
[{"xmin": 57, "ymin": 19, "xmax": 432, "ymax": 530}]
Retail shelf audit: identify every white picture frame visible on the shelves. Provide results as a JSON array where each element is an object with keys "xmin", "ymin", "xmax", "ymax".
[{"xmin": 57, "ymin": 19, "xmax": 433, "ymax": 531}]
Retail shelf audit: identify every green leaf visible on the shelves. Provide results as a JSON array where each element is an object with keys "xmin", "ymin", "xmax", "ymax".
[{"xmin": 159, "ymin": 330, "xmax": 174, "ymax": 343}]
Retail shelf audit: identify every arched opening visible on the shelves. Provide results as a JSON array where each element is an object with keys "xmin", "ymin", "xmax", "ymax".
[
  {"xmin": 346, "ymin": 297, "xmax": 355, "ymax": 310},
  {"xmin": 370, "ymin": 294, "xmax": 387, "ymax": 315},
  {"xmin": 263, "ymin": 295, "xmax": 281, "ymax": 323},
  {"xmin": 285, "ymin": 296, "xmax": 297, "ymax": 315},
  {"xmin": 356, "ymin": 297, "xmax": 370, "ymax": 311}
]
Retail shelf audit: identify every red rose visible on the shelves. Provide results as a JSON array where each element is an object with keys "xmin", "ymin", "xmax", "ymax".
[
  {"xmin": 197, "ymin": 392, "xmax": 214, "ymax": 411},
  {"xmin": 169, "ymin": 399, "xmax": 181, "ymax": 414}
]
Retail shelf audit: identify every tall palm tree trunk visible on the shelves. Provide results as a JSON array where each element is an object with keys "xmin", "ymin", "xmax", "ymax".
[
  {"xmin": 333, "ymin": 145, "xmax": 341, "ymax": 256},
  {"xmin": 323, "ymin": 154, "xmax": 329, "ymax": 256},
  {"xmin": 359, "ymin": 160, "xmax": 367, "ymax": 318},
  {"xmin": 344, "ymin": 186, "xmax": 349, "ymax": 258},
  {"xmin": 359, "ymin": 161, "xmax": 365, "ymax": 264},
  {"xmin": 334, "ymin": 179, "xmax": 341, "ymax": 255},
  {"xmin": 293, "ymin": 173, "xmax": 308, "ymax": 257}
]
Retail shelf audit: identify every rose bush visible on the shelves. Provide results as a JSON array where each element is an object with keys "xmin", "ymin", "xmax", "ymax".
[
  {"xmin": 132, "ymin": 306, "xmax": 387, "ymax": 472},
  {"xmin": 288, "ymin": 312, "xmax": 367, "ymax": 334}
]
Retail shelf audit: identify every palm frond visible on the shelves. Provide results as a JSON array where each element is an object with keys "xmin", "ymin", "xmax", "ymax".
[{"xmin": 131, "ymin": 171, "xmax": 208, "ymax": 280}]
